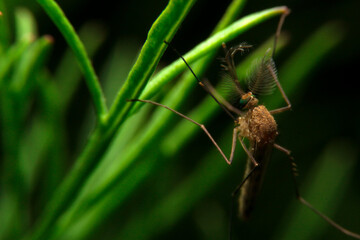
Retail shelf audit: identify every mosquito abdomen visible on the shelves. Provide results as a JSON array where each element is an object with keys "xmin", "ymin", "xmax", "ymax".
[{"xmin": 238, "ymin": 142, "xmax": 273, "ymax": 220}]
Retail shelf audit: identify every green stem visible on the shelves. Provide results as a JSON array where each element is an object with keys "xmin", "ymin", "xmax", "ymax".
[{"xmin": 37, "ymin": 0, "xmax": 108, "ymax": 120}]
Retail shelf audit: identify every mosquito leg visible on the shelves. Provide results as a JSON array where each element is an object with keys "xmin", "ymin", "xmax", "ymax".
[
  {"xmin": 272, "ymin": 8, "xmax": 290, "ymax": 58},
  {"xmin": 274, "ymin": 143, "xmax": 360, "ymax": 239},
  {"xmin": 164, "ymin": 40, "xmax": 236, "ymax": 120},
  {"xmin": 202, "ymin": 78, "xmax": 242, "ymax": 116},
  {"xmin": 231, "ymin": 137, "xmax": 259, "ymax": 196},
  {"xmin": 268, "ymin": 65, "xmax": 292, "ymax": 115},
  {"xmin": 273, "ymin": 143, "xmax": 298, "ymax": 179},
  {"xmin": 227, "ymin": 128, "xmax": 239, "ymax": 165},
  {"xmin": 269, "ymin": 9, "xmax": 292, "ymax": 115},
  {"xmin": 238, "ymin": 137, "xmax": 258, "ymax": 167},
  {"xmin": 232, "ymin": 164, "xmax": 258, "ymax": 197},
  {"xmin": 127, "ymin": 99, "xmax": 236, "ymax": 165},
  {"xmin": 195, "ymin": 77, "xmax": 233, "ymax": 117}
]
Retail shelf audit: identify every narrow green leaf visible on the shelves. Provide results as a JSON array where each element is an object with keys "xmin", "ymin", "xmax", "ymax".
[
  {"xmin": 10, "ymin": 35, "xmax": 53, "ymax": 99},
  {"xmin": 37, "ymin": 0, "xmax": 108, "ymax": 119},
  {"xmin": 18, "ymin": 23, "xmax": 107, "ymax": 196},
  {"xmin": 54, "ymin": 22, "xmax": 107, "ymax": 110},
  {"xmin": 15, "ymin": 7, "xmax": 37, "ymax": 41},
  {"xmin": 0, "ymin": 36, "xmax": 33, "ymax": 87}
]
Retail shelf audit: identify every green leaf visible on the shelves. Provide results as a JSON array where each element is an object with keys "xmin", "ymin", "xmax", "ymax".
[{"xmin": 37, "ymin": 0, "xmax": 108, "ymax": 119}]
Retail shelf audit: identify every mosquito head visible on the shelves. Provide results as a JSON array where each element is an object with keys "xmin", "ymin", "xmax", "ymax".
[{"xmin": 239, "ymin": 92, "xmax": 258, "ymax": 110}]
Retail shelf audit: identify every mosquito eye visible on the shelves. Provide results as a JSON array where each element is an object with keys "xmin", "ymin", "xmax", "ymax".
[{"xmin": 239, "ymin": 98, "xmax": 250, "ymax": 109}]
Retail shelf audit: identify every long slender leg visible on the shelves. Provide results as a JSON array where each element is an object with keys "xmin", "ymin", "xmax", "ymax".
[
  {"xmin": 127, "ymin": 99, "xmax": 237, "ymax": 165},
  {"xmin": 231, "ymin": 164, "xmax": 258, "ymax": 197},
  {"xmin": 164, "ymin": 40, "xmax": 236, "ymax": 120},
  {"xmin": 273, "ymin": 143, "xmax": 297, "ymax": 175},
  {"xmin": 274, "ymin": 143, "xmax": 360, "ymax": 239},
  {"xmin": 228, "ymin": 128, "xmax": 239, "ymax": 164},
  {"xmin": 269, "ymin": 9, "xmax": 292, "ymax": 115},
  {"xmin": 202, "ymin": 78, "xmax": 243, "ymax": 116},
  {"xmin": 230, "ymin": 137, "xmax": 259, "ymax": 197},
  {"xmin": 268, "ymin": 65, "xmax": 292, "ymax": 115},
  {"xmin": 229, "ymin": 138, "xmax": 259, "ymax": 202},
  {"xmin": 272, "ymin": 9, "xmax": 290, "ymax": 58},
  {"xmin": 238, "ymin": 137, "xmax": 258, "ymax": 166}
]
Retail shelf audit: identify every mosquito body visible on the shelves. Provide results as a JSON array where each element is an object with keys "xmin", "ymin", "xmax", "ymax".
[
  {"xmin": 128, "ymin": 9, "xmax": 360, "ymax": 239},
  {"xmin": 217, "ymin": 41, "xmax": 291, "ymax": 220},
  {"xmin": 235, "ymin": 104, "xmax": 277, "ymax": 220}
]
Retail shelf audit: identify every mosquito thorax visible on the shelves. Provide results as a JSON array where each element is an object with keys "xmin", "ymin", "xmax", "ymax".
[{"xmin": 236, "ymin": 105, "xmax": 278, "ymax": 144}]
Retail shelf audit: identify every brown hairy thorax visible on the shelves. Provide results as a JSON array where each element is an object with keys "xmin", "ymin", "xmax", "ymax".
[{"xmin": 236, "ymin": 105, "xmax": 278, "ymax": 144}]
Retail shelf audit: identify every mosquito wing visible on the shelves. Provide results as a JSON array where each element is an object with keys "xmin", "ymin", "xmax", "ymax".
[{"xmin": 247, "ymin": 50, "xmax": 278, "ymax": 96}]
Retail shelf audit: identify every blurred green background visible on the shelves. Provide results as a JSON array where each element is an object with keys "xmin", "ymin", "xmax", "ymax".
[{"xmin": 1, "ymin": 0, "xmax": 360, "ymax": 240}]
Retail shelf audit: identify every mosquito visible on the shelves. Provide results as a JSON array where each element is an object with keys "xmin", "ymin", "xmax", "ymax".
[{"xmin": 127, "ymin": 9, "xmax": 360, "ymax": 239}]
